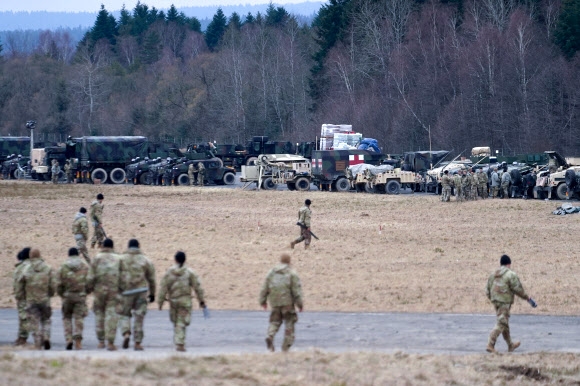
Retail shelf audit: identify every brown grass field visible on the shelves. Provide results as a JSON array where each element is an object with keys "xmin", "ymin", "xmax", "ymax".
[
  {"xmin": 0, "ymin": 351, "xmax": 579, "ymax": 385},
  {"xmin": 0, "ymin": 180, "xmax": 579, "ymax": 315}
]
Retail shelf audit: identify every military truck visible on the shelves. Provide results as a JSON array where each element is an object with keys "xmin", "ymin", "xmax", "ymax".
[
  {"xmin": 30, "ymin": 146, "xmax": 68, "ymax": 181},
  {"xmin": 351, "ymin": 165, "xmax": 419, "ymax": 194},
  {"xmin": 163, "ymin": 157, "xmax": 236, "ymax": 186},
  {"xmin": 1, "ymin": 154, "xmax": 29, "ymax": 180},
  {"xmin": 240, "ymin": 154, "xmax": 312, "ymax": 191},
  {"xmin": 0, "ymin": 137, "xmax": 30, "ymax": 163},
  {"xmin": 533, "ymin": 151, "xmax": 572, "ymax": 200}
]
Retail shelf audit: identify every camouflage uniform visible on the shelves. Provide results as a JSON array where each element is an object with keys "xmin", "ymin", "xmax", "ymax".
[
  {"xmin": 453, "ymin": 173, "xmax": 463, "ymax": 201},
  {"xmin": 57, "ymin": 254, "xmax": 90, "ymax": 346},
  {"xmin": 486, "ymin": 266, "xmax": 529, "ymax": 351},
  {"xmin": 13, "ymin": 259, "xmax": 30, "ymax": 343},
  {"xmin": 501, "ymin": 171, "xmax": 511, "ymax": 198},
  {"xmin": 72, "ymin": 212, "xmax": 90, "ymax": 263},
  {"xmin": 292, "ymin": 205, "xmax": 312, "ymax": 249},
  {"xmin": 440, "ymin": 174, "xmax": 451, "ymax": 202},
  {"xmin": 478, "ymin": 170, "xmax": 488, "ymax": 198},
  {"xmin": 119, "ymin": 247, "xmax": 156, "ymax": 346},
  {"xmin": 491, "ymin": 170, "xmax": 500, "ymax": 198},
  {"xmin": 88, "ymin": 248, "xmax": 121, "ymax": 346},
  {"xmin": 15, "ymin": 254, "xmax": 54, "ymax": 349},
  {"xmin": 197, "ymin": 162, "xmax": 205, "ymax": 186},
  {"xmin": 64, "ymin": 162, "xmax": 72, "ymax": 183},
  {"xmin": 188, "ymin": 163, "xmax": 195, "ymax": 186},
  {"xmin": 51, "ymin": 161, "xmax": 60, "ymax": 184},
  {"xmin": 461, "ymin": 171, "xmax": 471, "ymax": 201},
  {"xmin": 471, "ymin": 172, "xmax": 479, "ymax": 200},
  {"xmin": 90, "ymin": 200, "xmax": 105, "ymax": 248},
  {"xmin": 259, "ymin": 263, "xmax": 303, "ymax": 352},
  {"xmin": 158, "ymin": 264, "xmax": 205, "ymax": 347}
]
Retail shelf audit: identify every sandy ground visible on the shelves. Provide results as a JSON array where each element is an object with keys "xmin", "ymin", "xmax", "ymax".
[
  {"xmin": 0, "ymin": 350, "xmax": 579, "ymax": 385},
  {"xmin": 0, "ymin": 180, "xmax": 579, "ymax": 315}
]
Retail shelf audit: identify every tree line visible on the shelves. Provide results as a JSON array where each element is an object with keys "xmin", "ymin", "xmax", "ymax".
[{"xmin": 0, "ymin": 0, "xmax": 579, "ymax": 156}]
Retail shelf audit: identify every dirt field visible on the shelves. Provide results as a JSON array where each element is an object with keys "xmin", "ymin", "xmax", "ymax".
[
  {"xmin": 0, "ymin": 350, "xmax": 579, "ymax": 385},
  {"xmin": 0, "ymin": 180, "xmax": 578, "ymax": 315}
]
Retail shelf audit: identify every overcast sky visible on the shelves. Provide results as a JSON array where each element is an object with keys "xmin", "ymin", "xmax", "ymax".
[{"xmin": 0, "ymin": 0, "xmax": 319, "ymax": 13}]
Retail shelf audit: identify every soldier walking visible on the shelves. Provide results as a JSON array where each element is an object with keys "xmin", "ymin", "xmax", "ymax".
[
  {"xmin": 491, "ymin": 168, "xmax": 500, "ymax": 198},
  {"xmin": 440, "ymin": 170, "xmax": 451, "ymax": 202},
  {"xmin": 259, "ymin": 254, "xmax": 303, "ymax": 352},
  {"xmin": 56, "ymin": 248, "xmax": 91, "ymax": 350},
  {"xmin": 90, "ymin": 193, "xmax": 105, "ymax": 249},
  {"xmin": 486, "ymin": 255, "xmax": 534, "ymax": 353},
  {"xmin": 197, "ymin": 162, "xmax": 205, "ymax": 186},
  {"xmin": 478, "ymin": 169, "xmax": 488, "ymax": 199},
  {"xmin": 13, "ymin": 248, "xmax": 31, "ymax": 346},
  {"xmin": 51, "ymin": 160, "xmax": 61, "ymax": 184},
  {"xmin": 15, "ymin": 249, "xmax": 54, "ymax": 350},
  {"xmin": 290, "ymin": 199, "xmax": 312, "ymax": 250},
  {"xmin": 88, "ymin": 238, "xmax": 121, "ymax": 351},
  {"xmin": 158, "ymin": 251, "xmax": 206, "ymax": 352},
  {"xmin": 501, "ymin": 170, "xmax": 512, "ymax": 198},
  {"xmin": 188, "ymin": 163, "xmax": 196, "ymax": 186},
  {"xmin": 119, "ymin": 239, "xmax": 156, "ymax": 351},
  {"xmin": 72, "ymin": 207, "xmax": 91, "ymax": 263}
]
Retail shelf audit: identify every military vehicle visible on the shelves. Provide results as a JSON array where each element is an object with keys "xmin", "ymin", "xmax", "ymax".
[
  {"xmin": 350, "ymin": 164, "xmax": 419, "ymax": 194},
  {"xmin": 240, "ymin": 154, "xmax": 312, "ymax": 191},
  {"xmin": 533, "ymin": 151, "xmax": 572, "ymax": 200},
  {"xmin": 30, "ymin": 146, "xmax": 68, "ymax": 181},
  {"xmin": 0, "ymin": 137, "xmax": 30, "ymax": 163},
  {"xmin": 1, "ymin": 154, "xmax": 29, "ymax": 180},
  {"xmin": 163, "ymin": 157, "xmax": 236, "ymax": 186}
]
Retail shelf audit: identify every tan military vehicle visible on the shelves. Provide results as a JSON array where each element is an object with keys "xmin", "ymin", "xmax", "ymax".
[
  {"xmin": 534, "ymin": 151, "xmax": 575, "ymax": 200},
  {"xmin": 240, "ymin": 154, "xmax": 311, "ymax": 191}
]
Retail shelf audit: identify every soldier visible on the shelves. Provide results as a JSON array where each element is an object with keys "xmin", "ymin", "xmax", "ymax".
[
  {"xmin": 64, "ymin": 160, "xmax": 73, "ymax": 183},
  {"xmin": 88, "ymin": 238, "xmax": 121, "ymax": 351},
  {"xmin": 158, "ymin": 251, "xmax": 206, "ymax": 352},
  {"xmin": 491, "ymin": 168, "xmax": 500, "ymax": 198},
  {"xmin": 486, "ymin": 255, "xmax": 532, "ymax": 353},
  {"xmin": 15, "ymin": 249, "xmax": 54, "ymax": 350},
  {"xmin": 119, "ymin": 239, "xmax": 156, "ymax": 351},
  {"xmin": 197, "ymin": 161, "xmax": 205, "ymax": 187},
  {"xmin": 90, "ymin": 193, "xmax": 105, "ymax": 249},
  {"xmin": 290, "ymin": 199, "xmax": 312, "ymax": 250},
  {"xmin": 461, "ymin": 169, "xmax": 471, "ymax": 201},
  {"xmin": 51, "ymin": 160, "xmax": 61, "ymax": 184},
  {"xmin": 56, "ymin": 247, "xmax": 90, "ymax": 350},
  {"xmin": 188, "ymin": 163, "xmax": 196, "ymax": 186},
  {"xmin": 13, "ymin": 247, "xmax": 31, "ymax": 346},
  {"xmin": 440, "ymin": 170, "xmax": 451, "ymax": 202},
  {"xmin": 478, "ymin": 168, "xmax": 488, "ymax": 199},
  {"xmin": 501, "ymin": 169, "xmax": 512, "ymax": 198},
  {"xmin": 453, "ymin": 171, "xmax": 463, "ymax": 202},
  {"xmin": 259, "ymin": 253, "xmax": 303, "ymax": 352},
  {"xmin": 72, "ymin": 207, "xmax": 91, "ymax": 263},
  {"xmin": 471, "ymin": 168, "xmax": 479, "ymax": 200}
]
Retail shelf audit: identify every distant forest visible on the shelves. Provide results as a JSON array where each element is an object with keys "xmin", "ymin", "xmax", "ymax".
[{"xmin": 0, "ymin": 0, "xmax": 579, "ymax": 155}]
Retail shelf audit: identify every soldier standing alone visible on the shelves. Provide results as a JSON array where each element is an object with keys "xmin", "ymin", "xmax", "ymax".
[
  {"xmin": 119, "ymin": 239, "xmax": 156, "ymax": 351},
  {"xmin": 197, "ymin": 161, "xmax": 205, "ymax": 186},
  {"xmin": 440, "ymin": 170, "xmax": 451, "ymax": 202},
  {"xmin": 290, "ymin": 199, "xmax": 312, "ymax": 250},
  {"xmin": 88, "ymin": 238, "xmax": 121, "ymax": 351},
  {"xmin": 90, "ymin": 193, "xmax": 105, "ymax": 249},
  {"xmin": 13, "ymin": 248, "xmax": 31, "ymax": 346},
  {"xmin": 72, "ymin": 207, "xmax": 91, "ymax": 263},
  {"xmin": 15, "ymin": 249, "xmax": 54, "ymax": 350},
  {"xmin": 259, "ymin": 253, "xmax": 303, "ymax": 352},
  {"xmin": 158, "ymin": 251, "xmax": 206, "ymax": 352},
  {"xmin": 486, "ymin": 254, "xmax": 534, "ymax": 353},
  {"xmin": 56, "ymin": 247, "xmax": 91, "ymax": 350}
]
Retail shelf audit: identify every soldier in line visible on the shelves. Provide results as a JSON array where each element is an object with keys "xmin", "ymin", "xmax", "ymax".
[
  {"xmin": 491, "ymin": 168, "xmax": 500, "ymax": 198},
  {"xmin": 471, "ymin": 168, "xmax": 479, "ymax": 200},
  {"xmin": 158, "ymin": 251, "xmax": 206, "ymax": 352},
  {"xmin": 15, "ymin": 249, "xmax": 54, "ymax": 350},
  {"xmin": 64, "ymin": 160, "xmax": 73, "ymax": 183},
  {"xmin": 72, "ymin": 207, "xmax": 91, "ymax": 263},
  {"xmin": 453, "ymin": 171, "xmax": 463, "ymax": 202},
  {"xmin": 188, "ymin": 163, "xmax": 196, "ymax": 186},
  {"xmin": 56, "ymin": 248, "xmax": 90, "ymax": 350},
  {"xmin": 197, "ymin": 161, "xmax": 205, "ymax": 187},
  {"xmin": 501, "ymin": 169, "xmax": 512, "ymax": 198},
  {"xmin": 51, "ymin": 160, "xmax": 61, "ymax": 184},
  {"xmin": 119, "ymin": 239, "xmax": 156, "ymax": 351},
  {"xmin": 478, "ymin": 168, "xmax": 488, "ymax": 199},
  {"xmin": 13, "ymin": 247, "xmax": 31, "ymax": 346},
  {"xmin": 440, "ymin": 170, "xmax": 451, "ymax": 202},
  {"xmin": 88, "ymin": 238, "xmax": 121, "ymax": 351},
  {"xmin": 259, "ymin": 253, "xmax": 304, "ymax": 352},
  {"xmin": 90, "ymin": 193, "xmax": 105, "ymax": 249},
  {"xmin": 290, "ymin": 199, "xmax": 312, "ymax": 250},
  {"xmin": 461, "ymin": 169, "xmax": 471, "ymax": 201},
  {"xmin": 486, "ymin": 255, "xmax": 532, "ymax": 353}
]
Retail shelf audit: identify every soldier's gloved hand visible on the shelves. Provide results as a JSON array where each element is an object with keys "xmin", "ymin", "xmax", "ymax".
[
  {"xmin": 528, "ymin": 297, "xmax": 537, "ymax": 308},
  {"xmin": 148, "ymin": 294, "xmax": 155, "ymax": 303}
]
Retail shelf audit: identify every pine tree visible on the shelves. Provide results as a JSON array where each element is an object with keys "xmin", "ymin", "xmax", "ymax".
[
  {"xmin": 244, "ymin": 12, "xmax": 255, "ymax": 25},
  {"xmin": 185, "ymin": 16, "xmax": 201, "ymax": 32},
  {"xmin": 554, "ymin": 0, "xmax": 580, "ymax": 59},
  {"xmin": 90, "ymin": 5, "xmax": 118, "ymax": 45},
  {"xmin": 265, "ymin": 3, "xmax": 289, "ymax": 26},
  {"xmin": 141, "ymin": 31, "xmax": 161, "ymax": 64},
  {"xmin": 205, "ymin": 8, "xmax": 228, "ymax": 51},
  {"xmin": 229, "ymin": 12, "xmax": 242, "ymax": 30},
  {"xmin": 167, "ymin": 5, "xmax": 180, "ymax": 23}
]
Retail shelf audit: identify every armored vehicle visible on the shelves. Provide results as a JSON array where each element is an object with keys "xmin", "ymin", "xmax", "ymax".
[
  {"xmin": 240, "ymin": 154, "xmax": 312, "ymax": 191},
  {"xmin": 164, "ymin": 157, "xmax": 236, "ymax": 186},
  {"xmin": 1, "ymin": 154, "xmax": 29, "ymax": 180},
  {"xmin": 30, "ymin": 146, "xmax": 68, "ymax": 181},
  {"xmin": 533, "ymin": 151, "xmax": 571, "ymax": 200},
  {"xmin": 0, "ymin": 137, "xmax": 30, "ymax": 163}
]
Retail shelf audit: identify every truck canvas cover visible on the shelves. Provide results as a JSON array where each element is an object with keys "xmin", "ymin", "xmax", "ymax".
[
  {"xmin": 72, "ymin": 136, "xmax": 148, "ymax": 163},
  {"xmin": 0, "ymin": 137, "xmax": 30, "ymax": 158}
]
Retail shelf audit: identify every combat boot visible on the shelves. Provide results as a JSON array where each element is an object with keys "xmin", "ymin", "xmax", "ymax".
[
  {"xmin": 176, "ymin": 344, "xmax": 186, "ymax": 352},
  {"xmin": 486, "ymin": 344, "xmax": 496, "ymax": 353},
  {"xmin": 66, "ymin": 341, "xmax": 73, "ymax": 350},
  {"xmin": 107, "ymin": 342, "xmax": 117, "ymax": 351},
  {"xmin": 265, "ymin": 337, "xmax": 275, "ymax": 352},
  {"xmin": 134, "ymin": 342, "xmax": 144, "ymax": 351},
  {"xmin": 43, "ymin": 340, "xmax": 51, "ymax": 350},
  {"xmin": 74, "ymin": 338, "xmax": 82, "ymax": 350},
  {"xmin": 290, "ymin": 241, "xmax": 296, "ymax": 249},
  {"xmin": 97, "ymin": 340, "xmax": 105, "ymax": 349},
  {"xmin": 13, "ymin": 337, "xmax": 27, "ymax": 346},
  {"xmin": 508, "ymin": 341, "xmax": 521, "ymax": 352},
  {"xmin": 122, "ymin": 332, "xmax": 130, "ymax": 349},
  {"xmin": 304, "ymin": 244, "xmax": 309, "ymax": 250}
]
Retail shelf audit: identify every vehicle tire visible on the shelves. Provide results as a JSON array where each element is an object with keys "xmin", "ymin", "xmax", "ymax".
[
  {"xmin": 262, "ymin": 177, "xmax": 276, "ymax": 190},
  {"xmin": 139, "ymin": 173, "xmax": 152, "ymax": 185},
  {"xmin": 565, "ymin": 169, "xmax": 576, "ymax": 188},
  {"xmin": 222, "ymin": 172, "xmax": 236, "ymax": 185},
  {"xmin": 110, "ymin": 168, "xmax": 126, "ymax": 184},
  {"xmin": 364, "ymin": 182, "xmax": 374, "ymax": 193},
  {"xmin": 177, "ymin": 173, "xmax": 190, "ymax": 186},
  {"xmin": 287, "ymin": 182, "xmax": 296, "ymax": 191},
  {"xmin": 246, "ymin": 157, "xmax": 258, "ymax": 166},
  {"xmin": 91, "ymin": 168, "xmax": 108, "ymax": 184},
  {"xmin": 41, "ymin": 173, "xmax": 51, "ymax": 181},
  {"xmin": 386, "ymin": 180, "xmax": 401, "ymax": 194},
  {"xmin": 335, "ymin": 177, "xmax": 350, "ymax": 192},
  {"xmin": 295, "ymin": 177, "xmax": 310, "ymax": 191},
  {"xmin": 556, "ymin": 183, "xmax": 568, "ymax": 200}
]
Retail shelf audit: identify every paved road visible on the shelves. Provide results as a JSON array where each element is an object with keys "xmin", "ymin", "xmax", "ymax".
[{"xmin": 1, "ymin": 310, "xmax": 578, "ymax": 358}]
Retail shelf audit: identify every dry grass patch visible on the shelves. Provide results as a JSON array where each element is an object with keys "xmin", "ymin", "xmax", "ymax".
[{"xmin": 0, "ymin": 180, "xmax": 579, "ymax": 314}]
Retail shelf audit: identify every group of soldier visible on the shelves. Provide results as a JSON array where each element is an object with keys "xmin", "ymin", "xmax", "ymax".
[
  {"xmin": 440, "ymin": 167, "xmax": 516, "ymax": 202},
  {"xmin": 50, "ymin": 159, "xmax": 74, "ymax": 184},
  {"xmin": 187, "ymin": 161, "xmax": 206, "ymax": 187}
]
